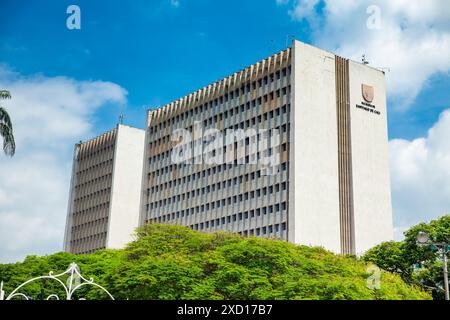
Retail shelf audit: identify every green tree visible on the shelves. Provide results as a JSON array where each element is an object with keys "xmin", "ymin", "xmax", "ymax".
[
  {"xmin": 0, "ymin": 90, "xmax": 16, "ymax": 156},
  {"xmin": 362, "ymin": 241, "xmax": 408, "ymax": 276},
  {"xmin": 0, "ymin": 224, "xmax": 429, "ymax": 300},
  {"xmin": 363, "ymin": 215, "xmax": 450, "ymax": 300}
]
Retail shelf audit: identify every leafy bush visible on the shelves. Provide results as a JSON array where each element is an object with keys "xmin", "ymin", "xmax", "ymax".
[{"xmin": 0, "ymin": 224, "xmax": 430, "ymax": 300}]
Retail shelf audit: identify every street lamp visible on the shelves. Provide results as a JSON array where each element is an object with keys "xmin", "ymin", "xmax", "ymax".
[
  {"xmin": 416, "ymin": 231, "xmax": 450, "ymax": 300},
  {"xmin": 416, "ymin": 231, "xmax": 430, "ymax": 244}
]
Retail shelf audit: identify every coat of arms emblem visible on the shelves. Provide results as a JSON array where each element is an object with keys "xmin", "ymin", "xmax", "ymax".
[{"xmin": 362, "ymin": 84, "xmax": 374, "ymax": 103}]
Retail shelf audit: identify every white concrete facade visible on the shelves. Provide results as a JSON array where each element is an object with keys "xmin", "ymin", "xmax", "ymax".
[
  {"xmin": 106, "ymin": 125, "xmax": 146, "ymax": 249},
  {"xmin": 289, "ymin": 41, "xmax": 342, "ymax": 253},
  {"xmin": 348, "ymin": 61, "xmax": 393, "ymax": 254},
  {"xmin": 289, "ymin": 40, "xmax": 393, "ymax": 254}
]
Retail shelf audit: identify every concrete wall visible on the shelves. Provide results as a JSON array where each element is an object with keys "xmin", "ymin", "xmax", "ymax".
[
  {"xmin": 140, "ymin": 49, "xmax": 292, "ymax": 240},
  {"xmin": 348, "ymin": 61, "xmax": 393, "ymax": 254},
  {"xmin": 106, "ymin": 125, "xmax": 145, "ymax": 249},
  {"xmin": 63, "ymin": 144, "xmax": 80, "ymax": 252},
  {"xmin": 64, "ymin": 129, "xmax": 116, "ymax": 254},
  {"xmin": 290, "ymin": 40, "xmax": 341, "ymax": 253}
]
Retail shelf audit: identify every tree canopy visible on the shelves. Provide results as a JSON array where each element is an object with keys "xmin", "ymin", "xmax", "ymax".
[
  {"xmin": 363, "ymin": 215, "xmax": 450, "ymax": 300},
  {"xmin": 0, "ymin": 224, "xmax": 430, "ymax": 300}
]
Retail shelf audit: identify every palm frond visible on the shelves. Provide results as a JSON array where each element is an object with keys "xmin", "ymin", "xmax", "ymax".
[
  {"xmin": 0, "ymin": 90, "xmax": 11, "ymax": 100},
  {"xmin": 0, "ymin": 107, "xmax": 13, "ymax": 128},
  {"xmin": 0, "ymin": 123, "xmax": 15, "ymax": 156},
  {"xmin": 0, "ymin": 90, "xmax": 15, "ymax": 156}
]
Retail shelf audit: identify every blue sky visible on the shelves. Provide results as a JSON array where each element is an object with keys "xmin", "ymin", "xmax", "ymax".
[
  {"xmin": 1, "ymin": 0, "xmax": 449, "ymax": 138},
  {"xmin": 0, "ymin": 0, "xmax": 311, "ymax": 132},
  {"xmin": 0, "ymin": 0, "xmax": 449, "ymax": 262}
]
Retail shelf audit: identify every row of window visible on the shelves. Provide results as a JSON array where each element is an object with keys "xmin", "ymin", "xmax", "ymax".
[
  {"xmin": 192, "ymin": 222, "xmax": 288, "ymax": 237},
  {"xmin": 75, "ymin": 159, "xmax": 114, "ymax": 185},
  {"xmin": 148, "ymin": 200, "xmax": 288, "ymax": 225},
  {"xmin": 77, "ymin": 143, "xmax": 115, "ymax": 166},
  {"xmin": 147, "ymin": 162, "xmax": 287, "ymax": 204},
  {"xmin": 149, "ymin": 100, "xmax": 290, "ymax": 160},
  {"xmin": 71, "ymin": 217, "xmax": 108, "ymax": 238},
  {"xmin": 76, "ymin": 248, "xmax": 106, "ymax": 255},
  {"xmin": 146, "ymin": 221, "xmax": 288, "ymax": 237},
  {"xmin": 72, "ymin": 216, "xmax": 108, "ymax": 232},
  {"xmin": 72, "ymin": 203, "xmax": 109, "ymax": 224},
  {"xmin": 148, "ymin": 122, "xmax": 290, "ymax": 169},
  {"xmin": 149, "ymin": 67, "xmax": 291, "ymax": 131},
  {"xmin": 70, "ymin": 232, "xmax": 107, "ymax": 254},
  {"xmin": 73, "ymin": 187, "xmax": 111, "ymax": 204},
  {"xmin": 236, "ymin": 223, "xmax": 287, "ymax": 237},
  {"xmin": 149, "ymin": 140, "xmax": 288, "ymax": 178},
  {"xmin": 148, "ymin": 179, "xmax": 289, "ymax": 212},
  {"xmin": 149, "ymin": 93, "xmax": 290, "ymax": 150},
  {"xmin": 148, "ymin": 164, "xmax": 287, "ymax": 195},
  {"xmin": 74, "ymin": 173, "xmax": 112, "ymax": 198}
]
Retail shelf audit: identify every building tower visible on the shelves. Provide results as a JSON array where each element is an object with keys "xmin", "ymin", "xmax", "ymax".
[
  {"xmin": 64, "ymin": 124, "xmax": 145, "ymax": 254},
  {"xmin": 65, "ymin": 40, "xmax": 393, "ymax": 255},
  {"xmin": 139, "ymin": 40, "xmax": 393, "ymax": 255}
]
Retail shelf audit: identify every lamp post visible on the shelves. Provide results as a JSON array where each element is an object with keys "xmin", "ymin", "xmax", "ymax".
[
  {"xmin": 0, "ymin": 281, "xmax": 4, "ymax": 300},
  {"xmin": 416, "ymin": 231, "xmax": 450, "ymax": 300}
]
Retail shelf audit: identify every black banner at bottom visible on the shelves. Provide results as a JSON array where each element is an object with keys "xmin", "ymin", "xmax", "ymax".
[{"xmin": 0, "ymin": 300, "xmax": 446, "ymax": 319}]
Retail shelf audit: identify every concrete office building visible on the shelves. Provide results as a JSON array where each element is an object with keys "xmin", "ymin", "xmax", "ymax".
[
  {"xmin": 140, "ymin": 40, "xmax": 393, "ymax": 255},
  {"xmin": 65, "ymin": 40, "xmax": 393, "ymax": 255},
  {"xmin": 64, "ymin": 124, "xmax": 145, "ymax": 254}
]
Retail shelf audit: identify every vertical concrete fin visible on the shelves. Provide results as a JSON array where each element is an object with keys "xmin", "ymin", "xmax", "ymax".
[{"xmin": 335, "ymin": 56, "xmax": 356, "ymax": 255}]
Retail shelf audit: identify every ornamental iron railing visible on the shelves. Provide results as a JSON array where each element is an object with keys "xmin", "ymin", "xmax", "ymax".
[{"xmin": 0, "ymin": 262, "xmax": 114, "ymax": 300}]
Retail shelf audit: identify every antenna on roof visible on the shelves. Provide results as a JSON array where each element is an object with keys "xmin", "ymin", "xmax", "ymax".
[
  {"xmin": 378, "ymin": 67, "xmax": 391, "ymax": 73},
  {"xmin": 362, "ymin": 54, "xmax": 369, "ymax": 65},
  {"xmin": 285, "ymin": 34, "xmax": 295, "ymax": 48},
  {"xmin": 118, "ymin": 100, "xmax": 126, "ymax": 125}
]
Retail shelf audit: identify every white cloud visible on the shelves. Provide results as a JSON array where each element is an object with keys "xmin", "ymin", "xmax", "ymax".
[
  {"xmin": 278, "ymin": 0, "xmax": 450, "ymax": 109},
  {"xmin": 288, "ymin": 0, "xmax": 320, "ymax": 22},
  {"xmin": 390, "ymin": 109, "xmax": 450, "ymax": 239},
  {"xmin": 276, "ymin": 0, "xmax": 293, "ymax": 6},
  {"xmin": 170, "ymin": 0, "xmax": 180, "ymax": 8},
  {"xmin": 0, "ymin": 66, "xmax": 127, "ymax": 263}
]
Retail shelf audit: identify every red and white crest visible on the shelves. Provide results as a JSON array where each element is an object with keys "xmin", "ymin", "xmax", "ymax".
[{"xmin": 362, "ymin": 84, "xmax": 374, "ymax": 103}]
